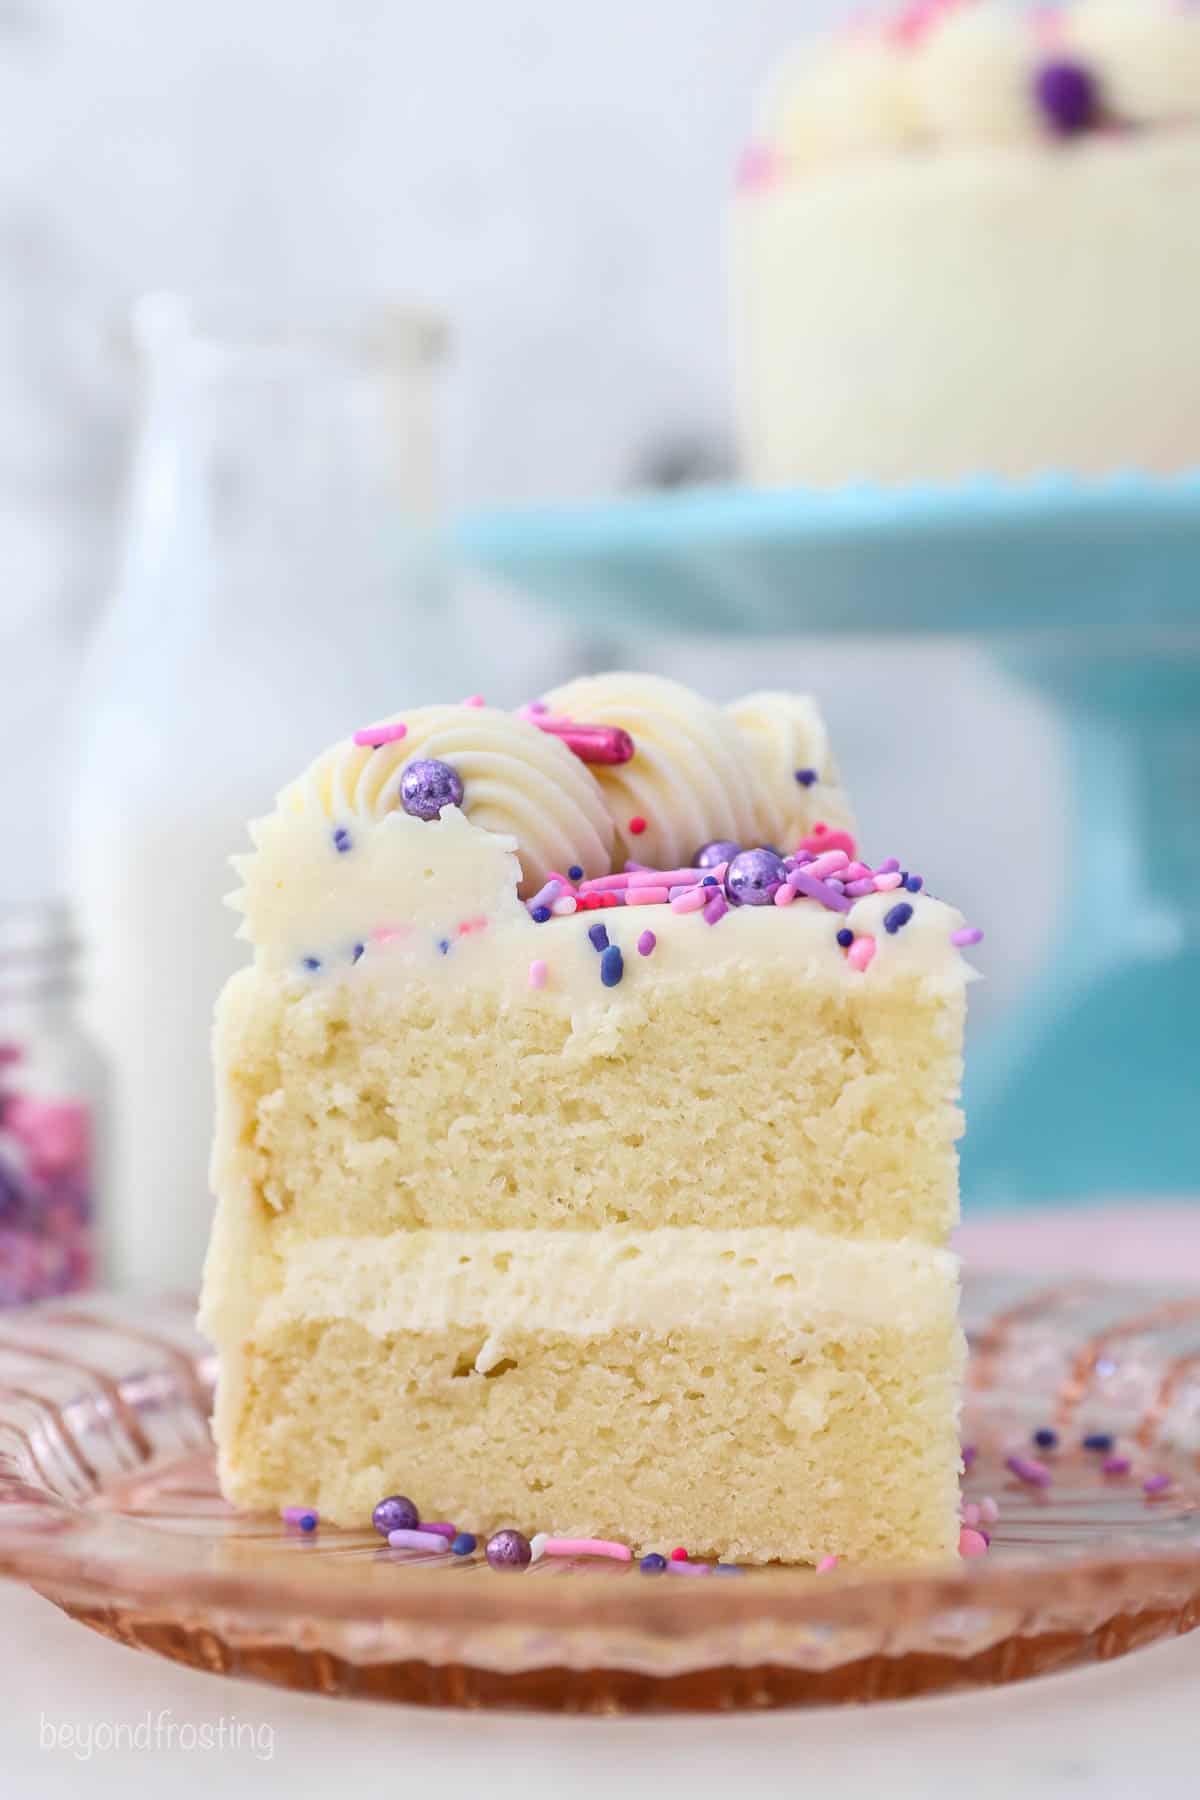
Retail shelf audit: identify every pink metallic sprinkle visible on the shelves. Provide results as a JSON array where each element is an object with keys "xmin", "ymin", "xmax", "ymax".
[
  {"xmin": 788, "ymin": 869, "xmax": 853, "ymax": 913},
  {"xmin": 816, "ymin": 1554, "xmax": 839, "ymax": 1574},
  {"xmin": 979, "ymin": 1496, "xmax": 1000, "ymax": 1523},
  {"xmin": 533, "ymin": 719, "xmax": 636, "ymax": 765},
  {"xmin": 952, "ymin": 927, "xmax": 984, "ymax": 947},
  {"xmin": 671, "ymin": 887, "xmax": 709, "ymax": 915},
  {"xmin": 387, "ymin": 1528, "xmax": 451, "ymax": 1553},
  {"xmin": 1102, "ymin": 1455, "xmax": 1131, "ymax": 1476},
  {"xmin": 1143, "ymin": 1473, "xmax": 1172, "ymax": 1495},
  {"xmin": 703, "ymin": 893, "xmax": 728, "ymax": 925},
  {"xmin": 807, "ymin": 849, "xmax": 849, "ymax": 879},
  {"xmin": 462, "ymin": 694, "xmax": 486, "ymax": 708},
  {"xmin": 528, "ymin": 959, "xmax": 548, "ymax": 989},
  {"xmin": 1005, "ymin": 1454, "xmax": 1052, "ymax": 1487},
  {"xmin": 551, "ymin": 896, "xmax": 577, "ymax": 916},
  {"xmin": 625, "ymin": 886, "xmax": 670, "ymax": 906},
  {"xmin": 874, "ymin": 871, "xmax": 904, "ymax": 892},
  {"xmin": 541, "ymin": 1537, "xmax": 632, "ymax": 1562},
  {"xmin": 637, "ymin": 930, "xmax": 656, "ymax": 956},
  {"xmin": 774, "ymin": 883, "xmax": 795, "ymax": 907},
  {"xmin": 667, "ymin": 1559, "xmax": 712, "ymax": 1576},
  {"xmin": 847, "ymin": 935, "xmax": 876, "ymax": 972},
  {"xmin": 959, "ymin": 1527, "xmax": 988, "ymax": 1558},
  {"xmin": 353, "ymin": 721, "xmax": 408, "ymax": 747}
]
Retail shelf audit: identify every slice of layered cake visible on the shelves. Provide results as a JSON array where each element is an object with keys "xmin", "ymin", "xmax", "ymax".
[{"xmin": 201, "ymin": 674, "xmax": 978, "ymax": 1565}]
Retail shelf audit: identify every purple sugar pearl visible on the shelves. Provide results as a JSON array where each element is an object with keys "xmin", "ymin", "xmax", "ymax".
[
  {"xmin": 372, "ymin": 1494, "xmax": 419, "ymax": 1537},
  {"xmin": 1034, "ymin": 59, "xmax": 1098, "ymax": 136},
  {"xmin": 725, "ymin": 847, "xmax": 786, "ymax": 907},
  {"xmin": 694, "ymin": 839, "xmax": 741, "ymax": 870},
  {"xmin": 399, "ymin": 757, "xmax": 464, "ymax": 820},
  {"xmin": 485, "ymin": 1527, "xmax": 532, "ymax": 1569}
]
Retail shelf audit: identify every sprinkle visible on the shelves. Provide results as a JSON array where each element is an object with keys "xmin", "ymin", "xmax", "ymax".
[
  {"xmin": 845, "ymin": 862, "xmax": 870, "ymax": 881},
  {"xmin": 451, "ymin": 1533, "xmax": 477, "ymax": 1555},
  {"xmin": 568, "ymin": 865, "xmax": 584, "ymax": 882},
  {"xmin": 527, "ymin": 879, "xmax": 563, "ymax": 911},
  {"xmin": 302, "ymin": 956, "xmax": 321, "ymax": 973},
  {"xmin": 387, "ymin": 1528, "xmax": 451, "ymax": 1553},
  {"xmin": 421, "ymin": 1521, "xmax": 457, "ymax": 1538},
  {"xmin": 1033, "ymin": 1427, "xmax": 1059, "ymax": 1450},
  {"xmin": 541, "ymin": 1537, "xmax": 632, "ymax": 1562},
  {"xmin": 637, "ymin": 930, "xmax": 656, "ymax": 957},
  {"xmin": 844, "ymin": 879, "xmax": 876, "ymax": 898},
  {"xmin": 788, "ymin": 869, "xmax": 853, "ymax": 913},
  {"xmin": 528, "ymin": 959, "xmax": 548, "ymax": 989},
  {"xmin": 629, "ymin": 867, "xmax": 706, "ymax": 887},
  {"xmin": 373, "ymin": 924, "xmax": 411, "ymax": 946},
  {"xmin": 773, "ymin": 883, "xmax": 795, "ymax": 907},
  {"xmin": 670, "ymin": 1547, "xmax": 688, "ymax": 1562},
  {"xmin": 702, "ymin": 893, "xmax": 729, "ymax": 925},
  {"xmin": 1082, "ymin": 1432, "xmax": 1114, "ymax": 1453},
  {"xmin": 884, "ymin": 902, "xmax": 914, "ymax": 935},
  {"xmin": 714, "ymin": 1563, "xmax": 744, "ymax": 1575},
  {"xmin": 847, "ymin": 935, "xmax": 876, "ymax": 972},
  {"xmin": 836, "ymin": 928, "xmax": 854, "ymax": 948},
  {"xmin": 282, "ymin": 1505, "xmax": 319, "ymax": 1528},
  {"xmin": 794, "ymin": 768, "xmax": 818, "ymax": 787},
  {"xmin": 816, "ymin": 1554, "xmax": 839, "ymax": 1573},
  {"xmin": 807, "ymin": 850, "xmax": 849, "ymax": 879},
  {"xmin": 978, "ymin": 1496, "xmax": 999, "ymax": 1523},
  {"xmin": 878, "ymin": 858, "xmax": 900, "ymax": 873},
  {"xmin": 353, "ymin": 721, "xmax": 407, "ymax": 747},
  {"xmin": 531, "ymin": 906, "xmax": 552, "ymax": 924},
  {"xmin": 600, "ymin": 944, "xmax": 624, "ymax": 987},
  {"xmin": 874, "ymin": 872, "xmax": 904, "ymax": 893},
  {"xmin": 905, "ymin": 875, "xmax": 923, "ymax": 892},
  {"xmin": 640, "ymin": 1553, "xmax": 667, "ymax": 1574},
  {"xmin": 527, "ymin": 701, "xmax": 548, "ymax": 715},
  {"xmin": 800, "ymin": 826, "xmax": 856, "ymax": 858},
  {"xmin": 1103, "ymin": 1455, "xmax": 1131, "ymax": 1476},
  {"xmin": 951, "ymin": 927, "xmax": 984, "ymax": 948},
  {"xmin": 580, "ymin": 874, "xmax": 632, "ymax": 892},
  {"xmin": 961, "ymin": 1502, "xmax": 981, "ymax": 1527},
  {"xmin": 333, "ymin": 827, "xmax": 353, "ymax": 854},
  {"xmin": 628, "ymin": 816, "xmax": 647, "ymax": 836},
  {"xmin": 529, "ymin": 1533, "xmax": 550, "ymax": 1563},
  {"xmin": 533, "ymin": 720, "xmax": 636, "ymax": 765},
  {"xmin": 702, "ymin": 875, "xmax": 719, "ymax": 886},
  {"xmin": 671, "ymin": 887, "xmax": 708, "ymax": 915},
  {"xmin": 625, "ymin": 886, "xmax": 670, "ymax": 906},
  {"xmin": 352, "ymin": 943, "xmax": 365, "ymax": 963},
  {"xmin": 437, "ymin": 938, "xmax": 451, "ymax": 955},
  {"xmin": 462, "ymin": 694, "xmax": 486, "ymax": 707},
  {"xmin": 551, "ymin": 896, "xmax": 577, "ymax": 916},
  {"xmin": 1005, "ymin": 1454, "xmax": 1052, "ymax": 1487},
  {"xmin": 668, "ymin": 1560, "xmax": 711, "ymax": 1576},
  {"xmin": 1143, "ymin": 1473, "xmax": 1173, "ymax": 1496},
  {"xmin": 959, "ymin": 1527, "xmax": 989, "ymax": 1559},
  {"xmin": 588, "ymin": 923, "xmax": 610, "ymax": 953},
  {"xmin": 962, "ymin": 1444, "xmax": 978, "ymax": 1470}
]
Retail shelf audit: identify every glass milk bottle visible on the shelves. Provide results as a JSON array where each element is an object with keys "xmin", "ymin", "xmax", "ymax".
[{"xmin": 70, "ymin": 295, "xmax": 450, "ymax": 1292}]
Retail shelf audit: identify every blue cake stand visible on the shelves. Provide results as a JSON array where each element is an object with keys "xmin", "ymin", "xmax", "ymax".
[{"xmin": 455, "ymin": 473, "xmax": 1200, "ymax": 1210}]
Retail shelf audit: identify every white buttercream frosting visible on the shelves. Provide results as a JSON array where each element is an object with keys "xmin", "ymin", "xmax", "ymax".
[{"xmin": 726, "ymin": 691, "xmax": 854, "ymax": 850}]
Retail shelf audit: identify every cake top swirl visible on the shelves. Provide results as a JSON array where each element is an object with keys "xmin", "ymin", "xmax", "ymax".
[{"xmin": 744, "ymin": 1, "xmax": 1200, "ymax": 177}]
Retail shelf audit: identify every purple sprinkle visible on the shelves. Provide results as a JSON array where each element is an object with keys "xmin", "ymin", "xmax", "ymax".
[
  {"xmin": 283, "ymin": 1504, "xmax": 318, "ymax": 1526},
  {"xmin": 1006, "ymin": 1454, "xmax": 1052, "ymax": 1488},
  {"xmin": 1033, "ymin": 1427, "xmax": 1058, "ymax": 1450},
  {"xmin": 951, "ymin": 927, "xmax": 984, "ymax": 948},
  {"xmin": 600, "ymin": 944, "xmax": 624, "ymax": 987},
  {"xmin": 878, "ymin": 858, "xmax": 900, "ymax": 874},
  {"xmin": 588, "ymin": 922, "xmax": 610, "ymax": 953},
  {"xmin": 788, "ymin": 869, "xmax": 853, "ymax": 913},
  {"xmin": 568, "ymin": 865, "xmax": 584, "ymax": 881},
  {"xmin": 1034, "ymin": 58, "xmax": 1098, "ymax": 136},
  {"xmin": 961, "ymin": 1444, "xmax": 978, "ymax": 1470},
  {"xmin": 531, "ymin": 906, "xmax": 552, "ymax": 924},
  {"xmin": 352, "ymin": 943, "xmax": 365, "ymax": 963},
  {"xmin": 794, "ymin": 768, "xmax": 818, "ymax": 787},
  {"xmin": 701, "ymin": 875, "xmax": 718, "ymax": 887},
  {"xmin": 1143, "ymin": 1473, "xmax": 1172, "ymax": 1495},
  {"xmin": 333, "ymin": 827, "xmax": 353, "ymax": 854},
  {"xmin": 904, "ymin": 875, "xmax": 923, "ymax": 893},
  {"xmin": 1103, "ymin": 1455, "xmax": 1131, "ymax": 1476},
  {"xmin": 372, "ymin": 1494, "xmax": 418, "ymax": 1537},
  {"xmin": 486, "ymin": 1528, "xmax": 532, "ymax": 1569},
  {"xmin": 437, "ymin": 938, "xmax": 451, "ymax": 955},
  {"xmin": 844, "ymin": 878, "xmax": 877, "ymax": 898},
  {"xmin": 637, "ymin": 930, "xmax": 656, "ymax": 957},
  {"xmin": 703, "ymin": 892, "xmax": 728, "ymax": 925},
  {"xmin": 883, "ymin": 902, "xmax": 914, "ymax": 934},
  {"xmin": 836, "ymin": 928, "xmax": 854, "ymax": 948},
  {"xmin": 302, "ymin": 956, "xmax": 321, "ymax": 972},
  {"xmin": 1083, "ymin": 1432, "xmax": 1114, "ymax": 1453}
]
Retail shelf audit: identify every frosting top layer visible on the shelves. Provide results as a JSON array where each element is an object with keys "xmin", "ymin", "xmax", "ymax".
[{"xmin": 749, "ymin": 1, "xmax": 1200, "ymax": 171}]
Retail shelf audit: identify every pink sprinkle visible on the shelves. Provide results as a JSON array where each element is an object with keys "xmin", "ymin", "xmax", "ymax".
[
  {"xmin": 703, "ymin": 893, "xmax": 729, "ymax": 925},
  {"xmin": 462, "ymin": 694, "xmax": 486, "ymax": 708},
  {"xmin": 807, "ymin": 850, "xmax": 849, "ymax": 879},
  {"xmin": 735, "ymin": 142, "xmax": 779, "ymax": 194},
  {"xmin": 959, "ymin": 1527, "xmax": 988, "ymax": 1558},
  {"xmin": 874, "ymin": 871, "xmax": 904, "ymax": 892},
  {"xmin": 961, "ymin": 1501, "xmax": 981, "ymax": 1527},
  {"xmin": 1103, "ymin": 1455, "xmax": 1131, "ymax": 1477},
  {"xmin": 281, "ymin": 1505, "xmax": 318, "ymax": 1525},
  {"xmin": 667, "ymin": 1559, "xmax": 712, "ymax": 1576},
  {"xmin": 637, "ymin": 930, "xmax": 656, "ymax": 957},
  {"xmin": 671, "ymin": 887, "xmax": 709, "ymax": 915},
  {"xmin": 979, "ymin": 1496, "xmax": 1000, "ymax": 1523},
  {"xmin": 847, "ymin": 935, "xmax": 876, "ymax": 972},
  {"xmin": 845, "ymin": 862, "xmax": 871, "ymax": 881},
  {"xmin": 526, "ymin": 700, "xmax": 549, "ymax": 715},
  {"xmin": 372, "ymin": 924, "xmax": 412, "ymax": 946},
  {"xmin": 951, "ymin": 927, "xmax": 984, "ymax": 948},
  {"xmin": 816, "ymin": 1554, "xmax": 839, "ymax": 1573},
  {"xmin": 528, "ymin": 959, "xmax": 548, "ymax": 989},
  {"xmin": 1143, "ymin": 1473, "xmax": 1173, "ymax": 1495},
  {"xmin": 774, "ymin": 882, "xmax": 795, "ymax": 907},
  {"xmin": 1005, "ymin": 1454, "xmax": 1052, "ymax": 1488},
  {"xmin": 625, "ymin": 886, "xmax": 670, "ymax": 906},
  {"xmin": 353, "ymin": 721, "xmax": 408, "ymax": 748},
  {"xmin": 800, "ymin": 827, "xmax": 856, "ymax": 858},
  {"xmin": 420, "ymin": 1521, "xmax": 457, "ymax": 1538},
  {"xmin": 580, "ymin": 874, "xmax": 631, "ymax": 893},
  {"xmin": 541, "ymin": 1537, "xmax": 632, "ymax": 1562},
  {"xmin": 629, "ymin": 868, "xmax": 706, "ymax": 888},
  {"xmin": 387, "ymin": 1528, "xmax": 451, "ymax": 1553}
]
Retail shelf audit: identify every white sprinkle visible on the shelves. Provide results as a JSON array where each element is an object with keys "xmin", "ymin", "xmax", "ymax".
[{"xmin": 530, "ymin": 1532, "xmax": 549, "ymax": 1562}]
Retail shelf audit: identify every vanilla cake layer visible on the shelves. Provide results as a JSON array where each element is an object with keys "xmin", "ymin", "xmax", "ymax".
[
  {"xmin": 214, "ymin": 900, "xmax": 966, "ymax": 1246},
  {"xmin": 208, "ymin": 1228, "xmax": 964, "ymax": 1564}
]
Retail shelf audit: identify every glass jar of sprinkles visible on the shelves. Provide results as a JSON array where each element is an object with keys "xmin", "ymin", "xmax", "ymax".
[{"xmin": 0, "ymin": 905, "xmax": 105, "ymax": 1305}]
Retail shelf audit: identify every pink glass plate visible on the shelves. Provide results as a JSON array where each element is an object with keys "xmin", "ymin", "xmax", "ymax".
[{"xmin": 1, "ymin": 1278, "xmax": 1199, "ymax": 1713}]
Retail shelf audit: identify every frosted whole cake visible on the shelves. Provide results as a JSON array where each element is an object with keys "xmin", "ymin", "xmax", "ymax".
[
  {"xmin": 732, "ymin": 0, "xmax": 1200, "ymax": 485},
  {"xmin": 201, "ymin": 674, "xmax": 981, "ymax": 1566}
]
